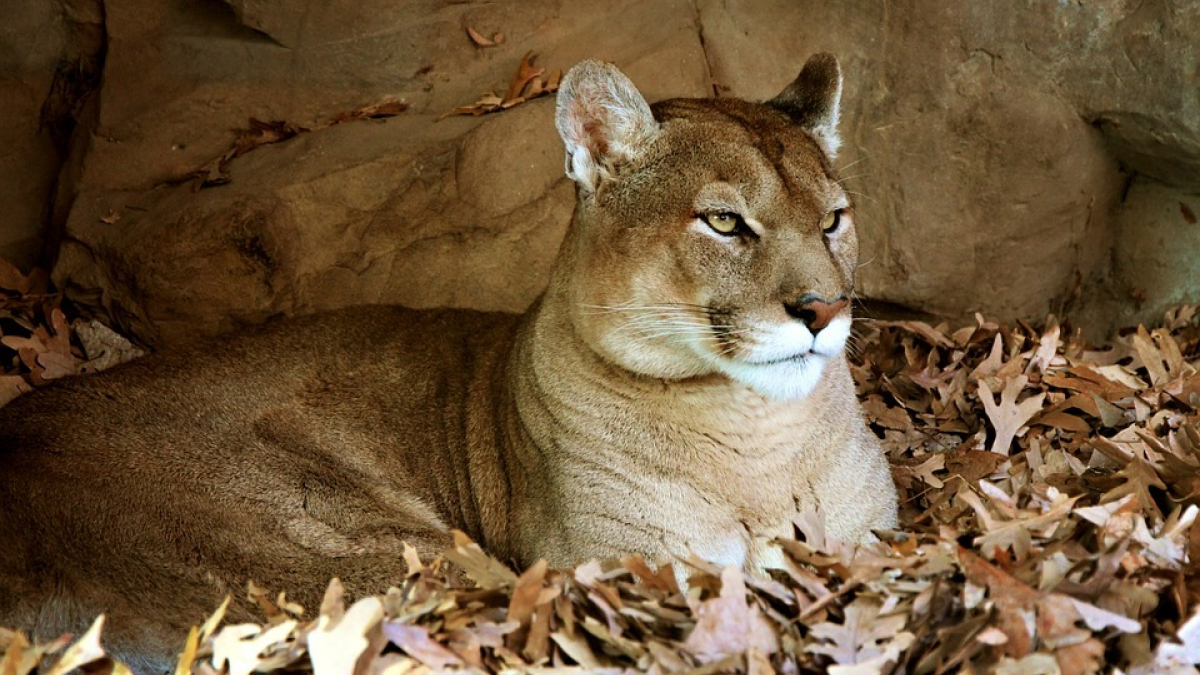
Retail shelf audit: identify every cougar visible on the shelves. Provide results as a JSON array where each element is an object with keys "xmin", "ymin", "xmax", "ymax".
[{"xmin": 0, "ymin": 53, "xmax": 897, "ymax": 671}]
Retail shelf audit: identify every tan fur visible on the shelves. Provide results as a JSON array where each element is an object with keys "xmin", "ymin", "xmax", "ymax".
[{"xmin": 0, "ymin": 54, "xmax": 895, "ymax": 672}]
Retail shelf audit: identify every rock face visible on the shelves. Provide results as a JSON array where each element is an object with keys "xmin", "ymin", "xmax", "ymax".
[
  {"xmin": 1, "ymin": 0, "xmax": 1195, "ymax": 344},
  {"xmin": 698, "ymin": 0, "xmax": 1198, "ymax": 325},
  {"xmin": 1112, "ymin": 180, "xmax": 1200, "ymax": 326},
  {"xmin": 54, "ymin": 0, "xmax": 710, "ymax": 345},
  {"xmin": 0, "ymin": 2, "xmax": 67, "ymax": 268}
]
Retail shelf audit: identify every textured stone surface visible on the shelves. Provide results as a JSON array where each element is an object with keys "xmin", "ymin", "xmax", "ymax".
[
  {"xmin": 55, "ymin": 0, "xmax": 709, "ymax": 345},
  {"xmin": 697, "ymin": 0, "xmax": 1200, "ymax": 322},
  {"xmin": 12, "ymin": 0, "xmax": 1198, "ymax": 345},
  {"xmin": 0, "ymin": 1, "xmax": 66, "ymax": 268},
  {"xmin": 1110, "ymin": 180, "xmax": 1200, "ymax": 327}
]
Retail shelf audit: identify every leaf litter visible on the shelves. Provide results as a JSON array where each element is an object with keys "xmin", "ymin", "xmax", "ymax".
[
  {"xmin": 0, "ymin": 259, "xmax": 142, "ymax": 406},
  {"xmin": 2, "ymin": 299, "xmax": 1199, "ymax": 674}
]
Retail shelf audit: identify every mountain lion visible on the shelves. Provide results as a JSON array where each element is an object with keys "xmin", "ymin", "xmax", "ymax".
[{"xmin": 0, "ymin": 53, "xmax": 897, "ymax": 671}]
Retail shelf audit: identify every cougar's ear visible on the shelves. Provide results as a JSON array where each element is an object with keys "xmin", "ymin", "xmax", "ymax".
[
  {"xmin": 767, "ymin": 52, "xmax": 843, "ymax": 159},
  {"xmin": 555, "ymin": 60, "xmax": 658, "ymax": 193}
]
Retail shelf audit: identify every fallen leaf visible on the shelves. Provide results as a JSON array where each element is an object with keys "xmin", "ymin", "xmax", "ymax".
[
  {"xmin": 44, "ymin": 615, "xmax": 107, "ymax": 675},
  {"xmin": 466, "ymin": 26, "xmax": 497, "ymax": 47},
  {"xmin": 75, "ymin": 319, "xmax": 145, "ymax": 374},
  {"xmin": 807, "ymin": 597, "xmax": 914, "ymax": 672},
  {"xmin": 308, "ymin": 591, "xmax": 383, "ymax": 675},
  {"xmin": 443, "ymin": 54, "xmax": 561, "ymax": 118},
  {"xmin": 381, "ymin": 624, "xmax": 462, "ymax": 669},
  {"xmin": 210, "ymin": 621, "xmax": 295, "ymax": 675},
  {"xmin": 444, "ymin": 530, "xmax": 519, "ymax": 588},
  {"xmin": 683, "ymin": 567, "xmax": 778, "ymax": 662},
  {"xmin": 174, "ymin": 626, "xmax": 199, "ymax": 675},
  {"xmin": 979, "ymin": 375, "xmax": 1046, "ymax": 455},
  {"xmin": 1181, "ymin": 202, "xmax": 1197, "ymax": 225}
]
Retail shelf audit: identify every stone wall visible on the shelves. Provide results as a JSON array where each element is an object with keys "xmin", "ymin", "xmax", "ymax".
[{"xmin": 2, "ymin": 0, "xmax": 1196, "ymax": 346}]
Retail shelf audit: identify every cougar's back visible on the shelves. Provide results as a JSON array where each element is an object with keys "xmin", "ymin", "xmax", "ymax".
[{"xmin": 0, "ymin": 306, "xmax": 519, "ymax": 670}]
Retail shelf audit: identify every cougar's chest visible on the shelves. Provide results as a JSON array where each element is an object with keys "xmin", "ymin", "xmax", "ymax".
[{"xmin": 630, "ymin": 421, "xmax": 812, "ymax": 570}]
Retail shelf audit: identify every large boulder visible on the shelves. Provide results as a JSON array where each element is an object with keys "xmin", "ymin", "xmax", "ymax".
[{"xmin": 54, "ymin": 0, "xmax": 710, "ymax": 345}]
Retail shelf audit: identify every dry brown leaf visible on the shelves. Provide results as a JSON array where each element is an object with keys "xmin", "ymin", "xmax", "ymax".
[
  {"xmin": 507, "ymin": 558, "xmax": 548, "ymax": 627},
  {"xmin": 979, "ymin": 375, "xmax": 1046, "ymax": 455},
  {"xmin": 445, "ymin": 530, "xmax": 519, "ymax": 588},
  {"xmin": 44, "ymin": 616, "xmax": 107, "ymax": 675},
  {"xmin": 683, "ymin": 567, "xmax": 778, "ymax": 662},
  {"xmin": 503, "ymin": 52, "xmax": 545, "ymax": 103},
  {"xmin": 173, "ymin": 626, "xmax": 199, "ymax": 675},
  {"xmin": 443, "ymin": 55, "xmax": 561, "ymax": 118},
  {"xmin": 308, "ymin": 594, "xmax": 382, "ymax": 675},
  {"xmin": 806, "ymin": 597, "xmax": 914, "ymax": 672},
  {"xmin": 1132, "ymin": 326, "xmax": 1171, "ymax": 386},
  {"xmin": 330, "ymin": 100, "xmax": 409, "ymax": 124},
  {"xmin": 1102, "ymin": 458, "xmax": 1167, "ymax": 519},
  {"xmin": 75, "ymin": 319, "xmax": 144, "ymax": 373},
  {"xmin": 381, "ymin": 624, "xmax": 462, "ymax": 669},
  {"xmin": 210, "ymin": 621, "xmax": 295, "ymax": 675},
  {"xmin": 465, "ymin": 26, "xmax": 497, "ymax": 47}
]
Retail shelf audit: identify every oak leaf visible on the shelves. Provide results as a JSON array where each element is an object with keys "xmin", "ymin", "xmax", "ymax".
[
  {"xmin": 979, "ymin": 375, "xmax": 1045, "ymax": 455},
  {"xmin": 307, "ymin": 582, "xmax": 383, "ymax": 675},
  {"xmin": 683, "ymin": 567, "xmax": 778, "ymax": 662},
  {"xmin": 806, "ymin": 597, "xmax": 914, "ymax": 673}
]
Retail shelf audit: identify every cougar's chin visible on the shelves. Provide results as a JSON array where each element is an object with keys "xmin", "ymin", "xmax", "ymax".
[
  {"xmin": 716, "ymin": 352, "xmax": 830, "ymax": 400},
  {"xmin": 708, "ymin": 315, "xmax": 852, "ymax": 400}
]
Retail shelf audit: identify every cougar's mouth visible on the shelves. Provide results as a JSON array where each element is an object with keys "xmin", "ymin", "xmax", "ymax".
[{"xmin": 746, "ymin": 350, "xmax": 822, "ymax": 366}]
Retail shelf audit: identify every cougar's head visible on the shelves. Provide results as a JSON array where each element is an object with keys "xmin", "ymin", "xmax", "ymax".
[{"xmin": 553, "ymin": 54, "xmax": 857, "ymax": 401}]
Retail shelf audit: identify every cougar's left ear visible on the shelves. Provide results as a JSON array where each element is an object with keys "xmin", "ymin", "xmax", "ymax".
[
  {"xmin": 555, "ymin": 60, "xmax": 659, "ymax": 194},
  {"xmin": 767, "ymin": 52, "xmax": 843, "ymax": 159}
]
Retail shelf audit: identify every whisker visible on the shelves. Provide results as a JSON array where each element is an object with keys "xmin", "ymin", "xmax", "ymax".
[
  {"xmin": 843, "ymin": 189, "xmax": 878, "ymax": 206},
  {"xmin": 838, "ymin": 155, "xmax": 871, "ymax": 173},
  {"xmin": 856, "ymin": 254, "xmax": 879, "ymax": 269}
]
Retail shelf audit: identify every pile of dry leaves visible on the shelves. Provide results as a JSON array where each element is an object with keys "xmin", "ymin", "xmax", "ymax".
[
  {"xmin": 2, "ymin": 304, "xmax": 1199, "ymax": 675},
  {"xmin": 0, "ymin": 260, "xmax": 142, "ymax": 406}
]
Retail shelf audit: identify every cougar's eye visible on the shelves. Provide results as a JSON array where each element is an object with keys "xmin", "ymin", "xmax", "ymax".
[
  {"xmin": 702, "ymin": 212, "xmax": 746, "ymax": 236},
  {"xmin": 820, "ymin": 209, "xmax": 843, "ymax": 235}
]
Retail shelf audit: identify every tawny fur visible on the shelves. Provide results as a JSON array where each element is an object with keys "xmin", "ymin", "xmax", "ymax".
[{"xmin": 0, "ymin": 54, "xmax": 896, "ymax": 672}]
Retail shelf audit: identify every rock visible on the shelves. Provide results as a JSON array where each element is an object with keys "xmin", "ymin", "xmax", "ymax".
[
  {"xmin": 55, "ymin": 0, "xmax": 709, "ymax": 346},
  {"xmin": 697, "ymin": 0, "xmax": 1197, "ymax": 323},
  {"xmin": 1110, "ymin": 180, "xmax": 1200, "ymax": 327},
  {"xmin": 0, "ymin": 1, "xmax": 67, "ymax": 269},
  {"xmin": 42, "ymin": 0, "xmax": 1200, "ymax": 344}
]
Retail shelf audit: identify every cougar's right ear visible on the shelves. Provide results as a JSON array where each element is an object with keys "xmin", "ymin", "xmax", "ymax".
[
  {"xmin": 767, "ymin": 53, "xmax": 844, "ymax": 159},
  {"xmin": 555, "ymin": 60, "xmax": 658, "ymax": 194}
]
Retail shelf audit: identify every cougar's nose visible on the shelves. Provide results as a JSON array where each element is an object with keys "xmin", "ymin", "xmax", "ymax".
[{"xmin": 784, "ymin": 294, "xmax": 849, "ymax": 333}]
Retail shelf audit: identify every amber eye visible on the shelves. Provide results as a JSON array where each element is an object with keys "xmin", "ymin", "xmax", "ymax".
[
  {"xmin": 820, "ymin": 209, "xmax": 843, "ymax": 235},
  {"xmin": 703, "ymin": 212, "xmax": 745, "ymax": 236}
]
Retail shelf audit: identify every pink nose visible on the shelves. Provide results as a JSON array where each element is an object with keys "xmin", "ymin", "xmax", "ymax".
[{"xmin": 784, "ymin": 295, "xmax": 848, "ymax": 332}]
